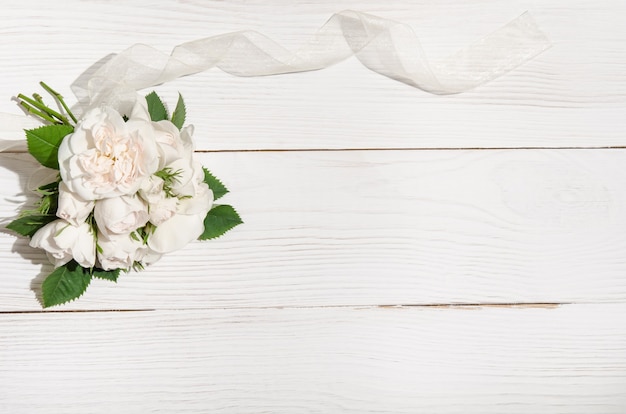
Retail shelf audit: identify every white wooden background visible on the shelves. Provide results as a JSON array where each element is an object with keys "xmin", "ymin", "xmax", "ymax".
[{"xmin": 1, "ymin": 0, "xmax": 626, "ymax": 412}]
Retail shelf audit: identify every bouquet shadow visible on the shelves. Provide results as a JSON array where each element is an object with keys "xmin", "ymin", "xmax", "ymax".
[{"xmin": 0, "ymin": 153, "xmax": 57, "ymax": 306}]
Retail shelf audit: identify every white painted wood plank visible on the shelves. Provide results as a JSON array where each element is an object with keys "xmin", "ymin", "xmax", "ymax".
[
  {"xmin": 1, "ymin": 0, "xmax": 625, "ymax": 149},
  {"xmin": 1, "ymin": 304, "xmax": 625, "ymax": 413},
  {"xmin": 2, "ymin": 150, "xmax": 626, "ymax": 310}
]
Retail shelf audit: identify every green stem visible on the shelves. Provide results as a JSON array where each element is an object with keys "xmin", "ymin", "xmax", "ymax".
[
  {"xmin": 18, "ymin": 93, "xmax": 70, "ymax": 125},
  {"xmin": 40, "ymin": 82, "xmax": 77, "ymax": 124},
  {"xmin": 19, "ymin": 101, "xmax": 58, "ymax": 124}
]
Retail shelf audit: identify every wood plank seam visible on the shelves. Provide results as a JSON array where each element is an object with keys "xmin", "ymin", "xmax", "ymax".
[{"xmin": 0, "ymin": 302, "xmax": 567, "ymax": 314}]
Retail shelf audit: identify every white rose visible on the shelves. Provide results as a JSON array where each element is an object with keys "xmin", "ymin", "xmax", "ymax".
[
  {"xmin": 138, "ymin": 176, "xmax": 178, "ymax": 225},
  {"xmin": 94, "ymin": 194, "xmax": 149, "ymax": 237},
  {"xmin": 57, "ymin": 99, "xmax": 160, "ymax": 200},
  {"xmin": 152, "ymin": 121, "xmax": 200, "ymax": 198},
  {"xmin": 148, "ymin": 182, "xmax": 213, "ymax": 254},
  {"xmin": 97, "ymin": 232, "xmax": 163, "ymax": 271},
  {"xmin": 97, "ymin": 232, "xmax": 141, "ymax": 270},
  {"xmin": 56, "ymin": 182, "xmax": 95, "ymax": 226},
  {"xmin": 167, "ymin": 158, "xmax": 206, "ymax": 198},
  {"xmin": 178, "ymin": 182, "xmax": 213, "ymax": 215},
  {"xmin": 148, "ymin": 197, "xmax": 178, "ymax": 226},
  {"xmin": 95, "ymin": 232, "xmax": 138, "ymax": 270},
  {"xmin": 138, "ymin": 175, "xmax": 166, "ymax": 204},
  {"xmin": 30, "ymin": 219, "xmax": 96, "ymax": 268},
  {"xmin": 153, "ymin": 121, "xmax": 193, "ymax": 169}
]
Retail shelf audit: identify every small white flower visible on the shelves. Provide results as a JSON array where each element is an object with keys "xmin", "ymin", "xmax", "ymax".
[
  {"xmin": 30, "ymin": 219, "xmax": 96, "ymax": 268},
  {"xmin": 166, "ymin": 158, "xmax": 205, "ymax": 198},
  {"xmin": 94, "ymin": 194, "xmax": 149, "ymax": 237},
  {"xmin": 153, "ymin": 121, "xmax": 192, "ymax": 169},
  {"xmin": 148, "ymin": 197, "xmax": 178, "ymax": 226},
  {"xmin": 96, "ymin": 232, "xmax": 139, "ymax": 270},
  {"xmin": 138, "ymin": 175, "xmax": 178, "ymax": 225},
  {"xmin": 148, "ymin": 182, "xmax": 213, "ymax": 254},
  {"xmin": 97, "ymin": 232, "xmax": 141, "ymax": 270},
  {"xmin": 97, "ymin": 231, "xmax": 163, "ymax": 271},
  {"xmin": 138, "ymin": 175, "xmax": 166, "ymax": 204},
  {"xmin": 56, "ymin": 182, "xmax": 95, "ymax": 226}
]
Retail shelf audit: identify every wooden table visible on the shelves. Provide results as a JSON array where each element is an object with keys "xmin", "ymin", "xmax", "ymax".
[{"xmin": 1, "ymin": 1, "xmax": 625, "ymax": 412}]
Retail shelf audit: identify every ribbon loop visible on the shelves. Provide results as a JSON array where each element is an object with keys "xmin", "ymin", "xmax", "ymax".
[{"xmin": 73, "ymin": 10, "xmax": 550, "ymax": 111}]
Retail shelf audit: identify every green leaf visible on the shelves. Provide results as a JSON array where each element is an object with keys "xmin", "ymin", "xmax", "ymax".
[
  {"xmin": 203, "ymin": 168, "xmax": 229, "ymax": 200},
  {"xmin": 37, "ymin": 186, "xmax": 60, "ymax": 216},
  {"xmin": 42, "ymin": 261, "xmax": 92, "ymax": 308},
  {"xmin": 92, "ymin": 268, "xmax": 120, "ymax": 282},
  {"xmin": 145, "ymin": 91, "xmax": 168, "ymax": 122},
  {"xmin": 6, "ymin": 214, "xmax": 57, "ymax": 237},
  {"xmin": 25, "ymin": 124, "xmax": 73, "ymax": 169},
  {"xmin": 171, "ymin": 93, "xmax": 186, "ymax": 130},
  {"xmin": 199, "ymin": 204, "xmax": 243, "ymax": 241},
  {"xmin": 36, "ymin": 180, "xmax": 59, "ymax": 195}
]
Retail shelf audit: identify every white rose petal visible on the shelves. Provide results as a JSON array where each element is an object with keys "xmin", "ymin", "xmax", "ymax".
[
  {"xmin": 56, "ymin": 182, "xmax": 95, "ymax": 226},
  {"xmin": 129, "ymin": 97, "xmax": 151, "ymax": 121},
  {"xmin": 154, "ymin": 120, "xmax": 185, "ymax": 169},
  {"xmin": 147, "ymin": 213, "xmax": 206, "ymax": 254},
  {"xmin": 178, "ymin": 182, "xmax": 213, "ymax": 215},
  {"xmin": 179, "ymin": 125, "xmax": 195, "ymax": 156},
  {"xmin": 152, "ymin": 121, "xmax": 196, "ymax": 170},
  {"xmin": 139, "ymin": 248, "xmax": 162, "ymax": 266},
  {"xmin": 30, "ymin": 219, "xmax": 96, "ymax": 268},
  {"xmin": 94, "ymin": 194, "xmax": 149, "ymax": 237}
]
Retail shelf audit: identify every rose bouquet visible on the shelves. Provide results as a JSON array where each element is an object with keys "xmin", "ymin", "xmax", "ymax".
[{"xmin": 7, "ymin": 83, "xmax": 242, "ymax": 307}]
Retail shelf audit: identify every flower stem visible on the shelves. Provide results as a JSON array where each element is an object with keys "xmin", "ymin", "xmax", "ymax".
[
  {"xmin": 19, "ymin": 101, "xmax": 58, "ymax": 124},
  {"xmin": 18, "ymin": 93, "xmax": 70, "ymax": 125},
  {"xmin": 40, "ymin": 82, "xmax": 77, "ymax": 124}
]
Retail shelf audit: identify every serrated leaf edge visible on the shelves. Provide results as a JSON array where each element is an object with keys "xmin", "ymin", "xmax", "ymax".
[
  {"xmin": 25, "ymin": 124, "xmax": 73, "ymax": 170},
  {"xmin": 202, "ymin": 168, "xmax": 229, "ymax": 201},
  {"xmin": 42, "ymin": 263, "xmax": 92, "ymax": 308},
  {"xmin": 92, "ymin": 268, "xmax": 120, "ymax": 283},
  {"xmin": 6, "ymin": 214, "xmax": 57, "ymax": 238},
  {"xmin": 171, "ymin": 93, "xmax": 186, "ymax": 130},
  {"xmin": 145, "ymin": 91, "xmax": 168, "ymax": 122},
  {"xmin": 198, "ymin": 204, "xmax": 243, "ymax": 241}
]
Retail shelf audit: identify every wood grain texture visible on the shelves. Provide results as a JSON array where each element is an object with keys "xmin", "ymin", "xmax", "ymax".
[
  {"xmin": 1, "ymin": 304, "xmax": 625, "ymax": 414},
  {"xmin": 1, "ymin": 1, "xmax": 625, "ymax": 411},
  {"xmin": 0, "ymin": 0, "xmax": 625, "ymax": 149},
  {"xmin": 2, "ymin": 149, "xmax": 626, "ymax": 311}
]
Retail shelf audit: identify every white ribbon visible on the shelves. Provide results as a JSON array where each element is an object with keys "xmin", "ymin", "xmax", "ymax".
[{"xmin": 2, "ymin": 10, "xmax": 550, "ymax": 151}]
